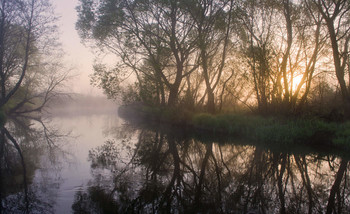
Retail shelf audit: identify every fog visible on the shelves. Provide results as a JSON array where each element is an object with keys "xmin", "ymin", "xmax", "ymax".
[
  {"xmin": 52, "ymin": 0, "xmax": 101, "ymax": 96},
  {"xmin": 48, "ymin": 94, "xmax": 119, "ymax": 116}
]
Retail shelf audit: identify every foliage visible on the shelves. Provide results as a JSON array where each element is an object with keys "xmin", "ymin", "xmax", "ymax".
[{"xmin": 90, "ymin": 63, "xmax": 123, "ymax": 100}]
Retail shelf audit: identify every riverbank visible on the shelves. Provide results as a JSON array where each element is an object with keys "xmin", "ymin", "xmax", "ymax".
[{"xmin": 118, "ymin": 104, "xmax": 350, "ymax": 152}]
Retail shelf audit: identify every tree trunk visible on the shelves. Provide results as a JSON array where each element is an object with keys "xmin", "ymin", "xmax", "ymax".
[
  {"xmin": 318, "ymin": 2, "xmax": 350, "ymax": 117},
  {"xmin": 207, "ymin": 89, "xmax": 215, "ymax": 114},
  {"xmin": 168, "ymin": 81, "xmax": 181, "ymax": 107}
]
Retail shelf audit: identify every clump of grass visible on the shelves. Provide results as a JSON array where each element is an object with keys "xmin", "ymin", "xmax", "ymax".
[
  {"xmin": 253, "ymin": 119, "xmax": 336, "ymax": 145},
  {"xmin": 192, "ymin": 113, "xmax": 217, "ymax": 130},
  {"xmin": 192, "ymin": 113, "xmax": 338, "ymax": 147},
  {"xmin": 333, "ymin": 122, "xmax": 350, "ymax": 149},
  {"xmin": 192, "ymin": 113, "xmax": 271, "ymax": 136}
]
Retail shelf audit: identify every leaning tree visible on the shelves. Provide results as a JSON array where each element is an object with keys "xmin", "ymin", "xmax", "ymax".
[{"xmin": 0, "ymin": 0, "xmax": 69, "ymax": 115}]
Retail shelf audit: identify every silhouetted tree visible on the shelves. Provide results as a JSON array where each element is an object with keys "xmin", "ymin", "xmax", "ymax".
[
  {"xmin": 184, "ymin": 0, "xmax": 235, "ymax": 113},
  {"xmin": 238, "ymin": 0, "xmax": 326, "ymax": 114},
  {"xmin": 311, "ymin": 0, "xmax": 350, "ymax": 117}
]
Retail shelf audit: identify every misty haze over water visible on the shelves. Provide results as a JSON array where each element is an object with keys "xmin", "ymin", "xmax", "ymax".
[
  {"xmin": 2, "ymin": 0, "xmax": 350, "ymax": 213},
  {"xmin": 48, "ymin": 94, "xmax": 119, "ymax": 116}
]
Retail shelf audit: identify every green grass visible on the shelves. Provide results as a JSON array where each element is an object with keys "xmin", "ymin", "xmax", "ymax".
[
  {"xmin": 333, "ymin": 122, "xmax": 350, "ymax": 147},
  {"xmin": 192, "ymin": 113, "xmax": 345, "ymax": 149},
  {"xmin": 120, "ymin": 105, "xmax": 350, "ymax": 151}
]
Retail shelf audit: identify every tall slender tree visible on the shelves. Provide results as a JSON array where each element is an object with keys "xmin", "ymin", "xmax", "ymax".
[{"xmin": 311, "ymin": 0, "xmax": 350, "ymax": 117}]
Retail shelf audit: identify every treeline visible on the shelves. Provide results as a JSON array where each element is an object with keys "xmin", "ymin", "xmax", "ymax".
[{"xmin": 77, "ymin": 0, "xmax": 350, "ymax": 118}]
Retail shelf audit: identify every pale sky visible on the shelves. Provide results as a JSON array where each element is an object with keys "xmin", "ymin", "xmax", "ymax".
[{"xmin": 52, "ymin": 0, "xmax": 102, "ymax": 96}]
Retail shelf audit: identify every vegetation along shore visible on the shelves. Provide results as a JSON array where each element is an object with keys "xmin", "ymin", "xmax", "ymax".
[
  {"xmin": 119, "ymin": 104, "xmax": 350, "ymax": 152},
  {"xmin": 79, "ymin": 0, "xmax": 350, "ymax": 153}
]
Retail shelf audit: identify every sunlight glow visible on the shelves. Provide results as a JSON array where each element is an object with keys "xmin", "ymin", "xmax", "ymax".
[{"xmin": 292, "ymin": 75, "xmax": 303, "ymax": 91}]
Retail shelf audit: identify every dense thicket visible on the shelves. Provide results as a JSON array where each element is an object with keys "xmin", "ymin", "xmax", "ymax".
[{"xmin": 77, "ymin": 0, "xmax": 350, "ymax": 118}]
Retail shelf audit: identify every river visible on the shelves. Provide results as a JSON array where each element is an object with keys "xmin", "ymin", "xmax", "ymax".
[{"xmin": 0, "ymin": 110, "xmax": 349, "ymax": 213}]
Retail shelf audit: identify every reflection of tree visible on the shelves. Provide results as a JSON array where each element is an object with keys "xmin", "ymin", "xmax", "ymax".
[
  {"xmin": 83, "ymin": 129, "xmax": 350, "ymax": 213},
  {"xmin": 326, "ymin": 159, "xmax": 348, "ymax": 214},
  {"xmin": 72, "ymin": 187, "xmax": 119, "ymax": 214},
  {"xmin": 0, "ymin": 116, "xmax": 70, "ymax": 213}
]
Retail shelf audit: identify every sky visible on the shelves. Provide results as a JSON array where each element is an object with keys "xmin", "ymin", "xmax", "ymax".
[{"xmin": 51, "ymin": 0, "xmax": 102, "ymax": 96}]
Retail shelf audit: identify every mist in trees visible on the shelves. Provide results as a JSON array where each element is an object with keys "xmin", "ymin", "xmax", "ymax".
[
  {"xmin": 77, "ymin": 0, "xmax": 350, "ymax": 118},
  {"xmin": 0, "ymin": 0, "xmax": 70, "ymax": 116}
]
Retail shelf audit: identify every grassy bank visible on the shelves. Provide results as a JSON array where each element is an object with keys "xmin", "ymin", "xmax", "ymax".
[{"xmin": 118, "ymin": 104, "xmax": 350, "ymax": 151}]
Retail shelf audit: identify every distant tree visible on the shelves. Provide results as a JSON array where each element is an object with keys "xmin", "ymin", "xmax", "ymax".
[{"xmin": 0, "ymin": 0, "xmax": 69, "ymax": 115}]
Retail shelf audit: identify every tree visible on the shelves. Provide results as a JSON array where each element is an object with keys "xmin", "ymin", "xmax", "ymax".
[
  {"xmin": 7, "ymin": 57, "xmax": 70, "ymax": 115},
  {"xmin": 238, "ymin": 0, "xmax": 326, "ymax": 114},
  {"xmin": 184, "ymin": 0, "xmax": 235, "ymax": 113},
  {"xmin": 0, "ymin": 0, "xmax": 68, "ymax": 115},
  {"xmin": 77, "ymin": 0, "xmax": 198, "ymax": 107},
  {"xmin": 311, "ymin": 0, "xmax": 350, "ymax": 117}
]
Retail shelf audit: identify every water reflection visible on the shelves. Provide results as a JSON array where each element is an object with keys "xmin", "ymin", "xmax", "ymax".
[
  {"xmin": 1, "ymin": 114, "xmax": 349, "ymax": 213},
  {"xmin": 81, "ymin": 128, "xmax": 350, "ymax": 214},
  {"xmin": 0, "ymin": 116, "xmax": 70, "ymax": 213}
]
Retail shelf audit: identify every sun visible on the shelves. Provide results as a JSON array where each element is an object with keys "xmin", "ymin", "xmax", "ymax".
[{"xmin": 292, "ymin": 75, "xmax": 304, "ymax": 91}]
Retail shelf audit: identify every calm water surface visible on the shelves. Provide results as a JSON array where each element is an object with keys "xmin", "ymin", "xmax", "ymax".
[{"xmin": 0, "ymin": 111, "xmax": 349, "ymax": 213}]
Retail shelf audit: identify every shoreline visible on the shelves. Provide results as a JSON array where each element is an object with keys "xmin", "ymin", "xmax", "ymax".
[{"xmin": 118, "ymin": 104, "xmax": 350, "ymax": 155}]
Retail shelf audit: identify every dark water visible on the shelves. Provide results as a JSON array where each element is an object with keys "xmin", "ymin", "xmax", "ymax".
[{"xmin": 0, "ymin": 112, "xmax": 349, "ymax": 213}]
